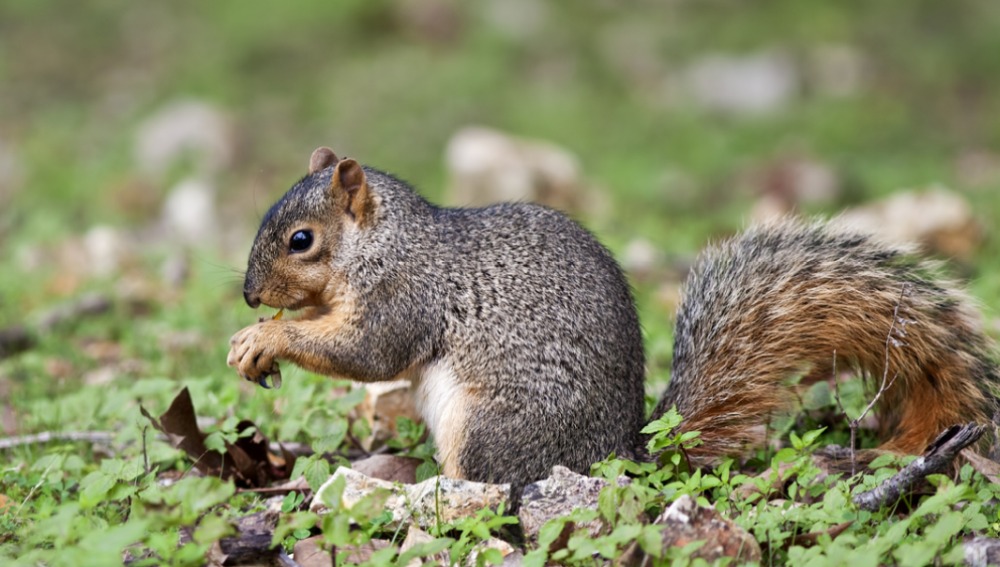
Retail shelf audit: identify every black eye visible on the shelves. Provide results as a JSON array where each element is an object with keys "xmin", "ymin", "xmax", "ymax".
[{"xmin": 289, "ymin": 229, "xmax": 313, "ymax": 253}]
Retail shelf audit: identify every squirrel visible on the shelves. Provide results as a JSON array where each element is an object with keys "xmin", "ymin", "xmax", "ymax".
[{"xmin": 228, "ymin": 147, "xmax": 999, "ymax": 496}]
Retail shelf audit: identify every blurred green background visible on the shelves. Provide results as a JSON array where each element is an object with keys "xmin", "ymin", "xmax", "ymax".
[{"xmin": 2, "ymin": 0, "xmax": 1000, "ymax": 423}]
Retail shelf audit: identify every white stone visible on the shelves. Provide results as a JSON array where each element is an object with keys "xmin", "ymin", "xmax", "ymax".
[
  {"xmin": 135, "ymin": 100, "xmax": 234, "ymax": 177},
  {"xmin": 162, "ymin": 178, "xmax": 217, "ymax": 245},
  {"xmin": 684, "ymin": 51, "xmax": 798, "ymax": 116}
]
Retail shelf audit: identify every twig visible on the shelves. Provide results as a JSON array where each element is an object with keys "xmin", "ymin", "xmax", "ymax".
[
  {"xmin": 16, "ymin": 461, "xmax": 55, "ymax": 518},
  {"xmin": 142, "ymin": 425, "xmax": 150, "ymax": 475},
  {"xmin": 236, "ymin": 486, "xmax": 310, "ymax": 496},
  {"xmin": 344, "ymin": 426, "xmax": 372, "ymax": 458},
  {"xmin": 832, "ymin": 284, "xmax": 910, "ymax": 476},
  {"xmin": 0, "ymin": 431, "xmax": 115, "ymax": 450},
  {"xmin": 853, "ymin": 423, "xmax": 984, "ymax": 511}
]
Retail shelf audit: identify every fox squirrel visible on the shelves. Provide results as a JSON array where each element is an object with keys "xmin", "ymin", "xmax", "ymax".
[{"xmin": 228, "ymin": 147, "xmax": 999, "ymax": 494}]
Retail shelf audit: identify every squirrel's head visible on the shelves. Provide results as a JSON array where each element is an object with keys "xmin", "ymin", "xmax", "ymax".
[{"xmin": 242, "ymin": 147, "xmax": 373, "ymax": 310}]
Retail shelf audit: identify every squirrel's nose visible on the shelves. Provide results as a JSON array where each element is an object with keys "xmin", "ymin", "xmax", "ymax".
[{"xmin": 244, "ymin": 290, "xmax": 261, "ymax": 309}]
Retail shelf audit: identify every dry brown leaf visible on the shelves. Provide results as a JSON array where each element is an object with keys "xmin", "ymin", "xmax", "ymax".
[
  {"xmin": 962, "ymin": 448, "xmax": 1000, "ymax": 484},
  {"xmin": 141, "ymin": 387, "xmax": 291, "ymax": 487}
]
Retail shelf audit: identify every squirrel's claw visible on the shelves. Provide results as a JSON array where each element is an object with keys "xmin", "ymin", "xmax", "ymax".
[{"xmin": 227, "ymin": 323, "xmax": 284, "ymax": 389}]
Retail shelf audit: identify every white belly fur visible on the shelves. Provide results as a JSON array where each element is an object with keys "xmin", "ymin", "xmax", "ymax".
[{"xmin": 410, "ymin": 359, "xmax": 467, "ymax": 478}]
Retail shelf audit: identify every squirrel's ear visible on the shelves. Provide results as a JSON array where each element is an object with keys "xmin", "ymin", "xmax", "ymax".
[
  {"xmin": 308, "ymin": 147, "xmax": 340, "ymax": 174},
  {"xmin": 332, "ymin": 159, "xmax": 372, "ymax": 224}
]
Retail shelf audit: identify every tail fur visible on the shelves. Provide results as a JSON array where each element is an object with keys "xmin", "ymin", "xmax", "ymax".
[{"xmin": 653, "ymin": 218, "xmax": 1000, "ymax": 464}]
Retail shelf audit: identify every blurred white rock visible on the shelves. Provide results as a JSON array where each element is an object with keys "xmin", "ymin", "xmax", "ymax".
[
  {"xmin": 684, "ymin": 51, "xmax": 798, "ymax": 116},
  {"xmin": 84, "ymin": 225, "xmax": 128, "ymax": 277},
  {"xmin": 135, "ymin": 100, "xmax": 235, "ymax": 177},
  {"xmin": 839, "ymin": 188, "xmax": 982, "ymax": 261},
  {"xmin": 622, "ymin": 238, "xmax": 661, "ymax": 281},
  {"xmin": 162, "ymin": 178, "xmax": 217, "ymax": 246},
  {"xmin": 445, "ymin": 126, "xmax": 591, "ymax": 213},
  {"xmin": 481, "ymin": 0, "xmax": 547, "ymax": 40},
  {"xmin": 399, "ymin": 527, "xmax": 450, "ymax": 566}
]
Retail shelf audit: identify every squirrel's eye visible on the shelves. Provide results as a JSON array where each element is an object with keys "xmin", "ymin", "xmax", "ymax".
[{"xmin": 289, "ymin": 230, "xmax": 313, "ymax": 253}]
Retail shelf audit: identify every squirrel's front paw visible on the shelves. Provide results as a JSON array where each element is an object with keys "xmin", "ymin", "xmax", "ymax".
[{"xmin": 227, "ymin": 322, "xmax": 285, "ymax": 382}]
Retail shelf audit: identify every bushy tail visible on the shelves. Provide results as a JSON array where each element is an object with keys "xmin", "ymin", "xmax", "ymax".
[{"xmin": 652, "ymin": 218, "xmax": 1000, "ymax": 465}]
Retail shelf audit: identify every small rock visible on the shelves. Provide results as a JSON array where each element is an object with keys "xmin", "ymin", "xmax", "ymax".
[
  {"xmin": 622, "ymin": 238, "xmax": 661, "ymax": 281},
  {"xmin": 518, "ymin": 465, "xmax": 629, "ymax": 542},
  {"xmin": 81, "ymin": 364, "xmax": 120, "ymax": 387},
  {"xmin": 405, "ymin": 473, "xmax": 510, "ymax": 528},
  {"xmin": 84, "ymin": 225, "xmax": 129, "ymax": 277},
  {"xmin": 311, "ymin": 467, "xmax": 510, "ymax": 530},
  {"xmin": 652, "ymin": 494, "xmax": 761, "ymax": 563},
  {"xmin": 683, "ymin": 51, "xmax": 799, "ymax": 116},
  {"xmin": 351, "ymin": 454, "xmax": 422, "ymax": 484},
  {"xmin": 482, "ymin": 0, "xmax": 548, "ymax": 40},
  {"xmin": 444, "ymin": 127, "xmax": 588, "ymax": 213},
  {"xmin": 501, "ymin": 549, "xmax": 525, "ymax": 566},
  {"xmin": 354, "ymin": 380, "xmax": 421, "ymax": 451},
  {"xmin": 134, "ymin": 100, "xmax": 235, "ymax": 177},
  {"xmin": 965, "ymin": 536, "xmax": 1000, "ymax": 567},
  {"xmin": 400, "ymin": 526, "xmax": 450, "ymax": 566},
  {"xmin": 467, "ymin": 537, "xmax": 519, "ymax": 566},
  {"xmin": 839, "ymin": 188, "xmax": 982, "ymax": 261},
  {"xmin": 162, "ymin": 178, "xmax": 217, "ymax": 246}
]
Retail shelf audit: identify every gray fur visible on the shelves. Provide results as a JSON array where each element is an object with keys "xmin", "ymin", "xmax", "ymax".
[{"xmin": 248, "ymin": 166, "xmax": 646, "ymax": 491}]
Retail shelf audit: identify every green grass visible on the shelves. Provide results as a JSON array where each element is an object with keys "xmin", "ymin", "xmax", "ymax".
[{"xmin": 2, "ymin": 1, "xmax": 1000, "ymax": 565}]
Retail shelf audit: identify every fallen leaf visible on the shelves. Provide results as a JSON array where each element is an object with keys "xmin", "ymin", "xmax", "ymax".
[
  {"xmin": 293, "ymin": 537, "xmax": 332, "ymax": 567},
  {"xmin": 962, "ymin": 448, "xmax": 1000, "ymax": 485},
  {"xmin": 141, "ymin": 388, "xmax": 292, "ymax": 488},
  {"xmin": 141, "ymin": 387, "xmax": 223, "ymax": 476}
]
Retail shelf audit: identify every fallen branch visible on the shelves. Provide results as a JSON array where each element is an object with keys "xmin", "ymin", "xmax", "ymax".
[
  {"xmin": 0, "ymin": 430, "xmax": 115, "ymax": 450},
  {"xmin": 0, "ymin": 429, "xmax": 315, "ymax": 460},
  {"xmin": 852, "ymin": 423, "xmax": 985, "ymax": 511}
]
